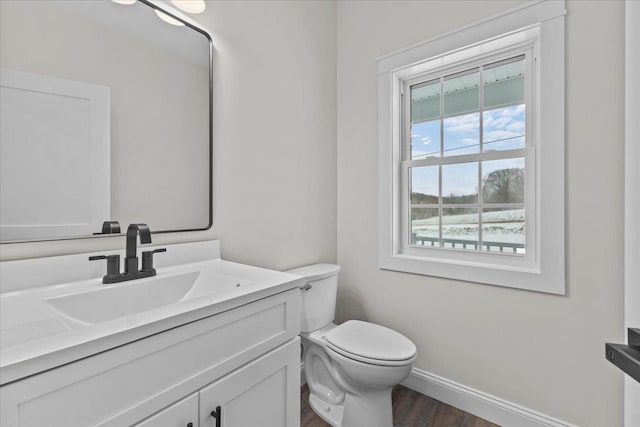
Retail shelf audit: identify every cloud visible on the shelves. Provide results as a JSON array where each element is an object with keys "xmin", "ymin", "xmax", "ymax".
[
  {"xmin": 506, "ymin": 121, "xmax": 525, "ymax": 132},
  {"xmin": 485, "ymin": 114, "xmax": 514, "ymax": 128},
  {"xmin": 482, "ymin": 104, "xmax": 525, "ymax": 144},
  {"xmin": 511, "ymin": 104, "xmax": 525, "ymax": 115},
  {"xmin": 444, "ymin": 113, "xmax": 479, "ymax": 134},
  {"xmin": 415, "ymin": 105, "xmax": 525, "ymax": 151}
]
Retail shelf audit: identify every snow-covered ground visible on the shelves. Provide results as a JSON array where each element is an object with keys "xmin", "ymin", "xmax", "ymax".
[{"xmin": 412, "ymin": 208, "xmax": 525, "ymax": 245}]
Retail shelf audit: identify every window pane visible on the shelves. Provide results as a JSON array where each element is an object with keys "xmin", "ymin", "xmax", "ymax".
[
  {"xmin": 411, "ymin": 207, "xmax": 439, "ymax": 247},
  {"xmin": 411, "ymin": 80, "xmax": 440, "ymax": 122},
  {"xmin": 443, "ymin": 112, "xmax": 480, "ymax": 156},
  {"xmin": 483, "ymin": 56, "xmax": 525, "ymax": 108},
  {"xmin": 442, "ymin": 162, "xmax": 478, "ymax": 203},
  {"xmin": 483, "ymin": 104, "xmax": 525, "ymax": 151},
  {"xmin": 482, "ymin": 158, "xmax": 524, "ymax": 203},
  {"xmin": 442, "ymin": 208, "xmax": 478, "ymax": 250},
  {"xmin": 411, "ymin": 166, "xmax": 439, "ymax": 202},
  {"xmin": 444, "ymin": 69, "xmax": 479, "ymax": 116},
  {"xmin": 482, "ymin": 208, "xmax": 525, "ymax": 254},
  {"xmin": 411, "ymin": 120, "xmax": 440, "ymax": 159}
]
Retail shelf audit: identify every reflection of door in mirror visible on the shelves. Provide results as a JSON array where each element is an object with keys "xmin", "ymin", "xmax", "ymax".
[
  {"xmin": 0, "ymin": 69, "xmax": 110, "ymax": 241},
  {"xmin": 0, "ymin": 0, "xmax": 212, "ymax": 242}
]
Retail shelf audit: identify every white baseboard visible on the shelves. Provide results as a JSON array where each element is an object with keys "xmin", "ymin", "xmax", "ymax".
[{"xmin": 401, "ymin": 368, "xmax": 576, "ymax": 427}]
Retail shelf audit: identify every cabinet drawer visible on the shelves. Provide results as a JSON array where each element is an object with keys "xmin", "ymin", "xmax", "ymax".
[{"xmin": 0, "ymin": 289, "xmax": 299, "ymax": 427}]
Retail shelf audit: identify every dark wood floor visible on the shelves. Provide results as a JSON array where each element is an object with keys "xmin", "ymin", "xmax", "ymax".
[{"xmin": 301, "ymin": 384, "xmax": 500, "ymax": 427}]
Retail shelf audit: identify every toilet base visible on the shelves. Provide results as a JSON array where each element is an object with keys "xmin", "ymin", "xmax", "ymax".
[
  {"xmin": 309, "ymin": 386, "xmax": 393, "ymax": 427},
  {"xmin": 309, "ymin": 393, "xmax": 343, "ymax": 427},
  {"xmin": 341, "ymin": 387, "xmax": 393, "ymax": 427}
]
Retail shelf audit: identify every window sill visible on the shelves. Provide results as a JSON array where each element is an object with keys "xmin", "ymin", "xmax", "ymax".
[{"xmin": 379, "ymin": 251, "xmax": 564, "ymax": 295}]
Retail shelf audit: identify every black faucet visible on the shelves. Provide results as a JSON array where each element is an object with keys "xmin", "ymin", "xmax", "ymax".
[
  {"xmin": 125, "ymin": 223, "xmax": 151, "ymax": 274},
  {"xmin": 89, "ymin": 223, "xmax": 166, "ymax": 284}
]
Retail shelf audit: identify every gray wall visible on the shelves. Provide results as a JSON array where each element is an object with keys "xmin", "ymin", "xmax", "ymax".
[
  {"xmin": 336, "ymin": 1, "xmax": 624, "ymax": 425},
  {"xmin": 205, "ymin": 1, "xmax": 338, "ymax": 270}
]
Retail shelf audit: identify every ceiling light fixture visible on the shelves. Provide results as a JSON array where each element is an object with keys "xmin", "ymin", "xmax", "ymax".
[
  {"xmin": 110, "ymin": 0, "xmax": 137, "ymax": 5},
  {"xmin": 170, "ymin": 0, "xmax": 206, "ymax": 15},
  {"xmin": 155, "ymin": 10, "xmax": 185, "ymax": 26}
]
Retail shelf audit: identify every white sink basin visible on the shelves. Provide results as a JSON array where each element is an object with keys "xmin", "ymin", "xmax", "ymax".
[
  {"xmin": 45, "ymin": 271, "xmax": 201, "ymax": 327},
  {"xmin": 0, "ymin": 241, "xmax": 304, "ymax": 386}
]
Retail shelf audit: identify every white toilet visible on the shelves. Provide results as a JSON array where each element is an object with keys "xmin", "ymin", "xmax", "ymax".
[{"xmin": 287, "ymin": 264, "xmax": 417, "ymax": 427}]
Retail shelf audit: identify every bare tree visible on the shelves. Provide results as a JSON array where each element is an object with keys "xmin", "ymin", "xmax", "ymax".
[{"xmin": 482, "ymin": 168, "xmax": 524, "ymax": 203}]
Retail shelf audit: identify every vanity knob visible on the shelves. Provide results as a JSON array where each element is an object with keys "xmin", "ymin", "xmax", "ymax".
[{"xmin": 187, "ymin": 423, "xmax": 193, "ymax": 427}]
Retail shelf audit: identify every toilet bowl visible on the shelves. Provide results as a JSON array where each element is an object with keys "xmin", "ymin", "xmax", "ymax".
[{"xmin": 287, "ymin": 264, "xmax": 416, "ymax": 427}]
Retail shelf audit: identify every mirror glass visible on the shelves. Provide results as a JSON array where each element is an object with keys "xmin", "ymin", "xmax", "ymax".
[{"xmin": 0, "ymin": 0, "xmax": 212, "ymax": 242}]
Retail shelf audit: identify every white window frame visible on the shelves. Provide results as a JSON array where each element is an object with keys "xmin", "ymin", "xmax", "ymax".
[
  {"xmin": 400, "ymin": 48, "xmax": 534, "ymax": 262},
  {"xmin": 378, "ymin": 0, "xmax": 566, "ymax": 294}
]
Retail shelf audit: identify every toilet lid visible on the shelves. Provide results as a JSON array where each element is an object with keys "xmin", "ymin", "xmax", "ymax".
[{"xmin": 324, "ymin": 320, "xmax": 416, "ymax": 365}]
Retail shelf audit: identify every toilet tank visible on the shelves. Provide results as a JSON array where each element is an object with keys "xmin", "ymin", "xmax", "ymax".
[{"xmin": 286, "ymin": 263, "xmax": 341, "ymax": 333}]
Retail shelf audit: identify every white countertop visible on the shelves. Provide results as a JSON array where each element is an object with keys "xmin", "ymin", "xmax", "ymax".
[{"xmin": 0, "ymin": 241, "xmax": 303, "ymax": 385}]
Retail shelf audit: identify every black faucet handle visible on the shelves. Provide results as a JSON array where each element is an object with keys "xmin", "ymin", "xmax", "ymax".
[
  {"xmin": 141, "ymin": 248, "xmax": 167, "ymax": 274},
  {"xmin": 89, "ymin": 254, "xmax": 121, "ymax": 281}
]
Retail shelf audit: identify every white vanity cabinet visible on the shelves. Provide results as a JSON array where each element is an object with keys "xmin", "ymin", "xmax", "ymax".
[
  {"xmin": 0, "ymin": 288, "xmax": 301, "ymax": 427},
  {"xmin": 135, "ymin": 393, "xmax": 198, "ymax": 427}
]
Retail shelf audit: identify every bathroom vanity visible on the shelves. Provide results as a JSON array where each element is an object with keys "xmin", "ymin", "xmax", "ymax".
[
  {"xmin": 0, "ymin": 1, "xmax": 303, "ymax": 424},
  {"xmin": 0, "ymin": 241, "xmax": 303, "ymax": 427}
]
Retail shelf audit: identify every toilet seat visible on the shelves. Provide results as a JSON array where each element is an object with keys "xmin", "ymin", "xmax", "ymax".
[{"xmin": 324, "ymin": 320, "xmax": 416, "ymax": 367}]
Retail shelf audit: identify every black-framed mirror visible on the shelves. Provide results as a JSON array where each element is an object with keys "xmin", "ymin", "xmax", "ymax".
[{"xmin": 0, "ymin": 0, "xmax": 212, "ymax": 243}]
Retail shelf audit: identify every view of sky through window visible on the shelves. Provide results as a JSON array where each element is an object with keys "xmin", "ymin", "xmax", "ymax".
[
  {"xmin": 408, "ymin": 55, "xmax": 526, "ymax": 253},
  {"xmin": 410, "ymin": 104, "xmax": 525, "ymax": 158}
]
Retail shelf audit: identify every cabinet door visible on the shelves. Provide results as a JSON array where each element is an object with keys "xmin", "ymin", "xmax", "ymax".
[
  {"xmin": 199, "ymin": 338, "xmax": 300, "ymax": 427},
  {"xmin": 135, "ymin": 393, "xmax": 198, "ymax": 427}
]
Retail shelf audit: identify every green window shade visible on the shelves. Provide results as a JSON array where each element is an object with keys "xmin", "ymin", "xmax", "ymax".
[
  {"xmin": 443, "ymin": 69, "xmax": 479, "ymax": 116},
  {"xmin": 411, "ymin": 80, "xmax": 440, "ymax": 122},
  {"xmin": 483, "ymin": 56, "xmax": 525, "ymax": 108},
  {"xmin": 412, "ymin": 97, "xmax": 440, "ymax": 122}
]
